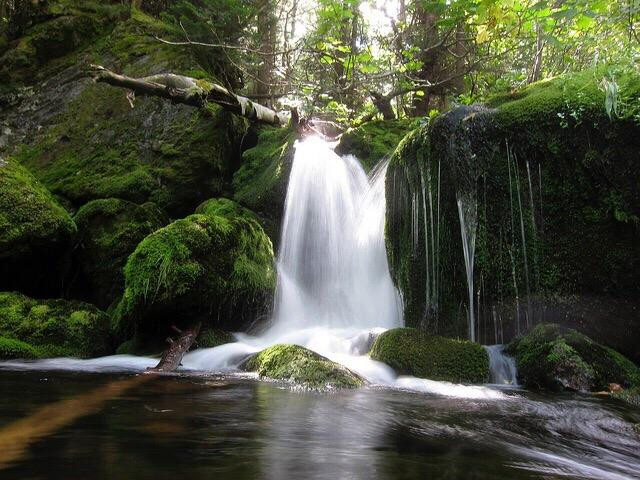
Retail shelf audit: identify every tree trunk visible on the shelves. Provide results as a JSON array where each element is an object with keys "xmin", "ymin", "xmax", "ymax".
[
  {"xmin": 147, "ymin": 323, "xmax": 201, "ymax": 373},
  {"xmin": 90, "ymin": 65, "xmax": 287, "ymax": 125}
]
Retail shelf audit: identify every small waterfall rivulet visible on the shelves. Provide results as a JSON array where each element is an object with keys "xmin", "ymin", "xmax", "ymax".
[
  {"xmin": 2, "ymin": 136, "xmax": 507, "ymax": 399},
  {"xmin": 484, "ymin": 345, "xmax": 518, "ymax": 385},
  {"xmin": 456, "ymin": 192, "xmax": 478, "ymax": 342}
]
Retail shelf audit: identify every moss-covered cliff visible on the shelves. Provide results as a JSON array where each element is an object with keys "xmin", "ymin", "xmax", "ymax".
[{"xmin": 386, "ymin": 66, "xmax": 640, "ymax": 361}]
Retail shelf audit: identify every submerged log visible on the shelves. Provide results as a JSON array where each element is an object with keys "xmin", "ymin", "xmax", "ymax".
[
  {"xmin": 147, "ymin": 323, "xmax": 201, "ymax": 373},
  {"xmin": 89, "ymin": 65, "xmax": 288, "ymax": 125}
]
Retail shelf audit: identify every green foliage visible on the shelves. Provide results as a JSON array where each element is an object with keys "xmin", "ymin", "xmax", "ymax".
[
  {"xmin": 370, "ymin": 328, "xmax": 490, "ymax": 383},
  {"xmin": 116, "ymin": 199, "xmax": 275, "ymax": 339},
  {"xmin": 507, "ymin": 324, "xmax": 640, "ymax": 391},
  {"xmin": 72, "ymin": 198, "xmax": 168, "ymax": 308},
  {"xmin": 244, "ymin": 344, "xmax": 365, "ymax": 390},
  {"xmin": 0, "ymin": 157, "xmax": 76, "ymax": 258},
  {"xmin": 0, "ymin": 292, "xmax": 111, "ymax": 358}
]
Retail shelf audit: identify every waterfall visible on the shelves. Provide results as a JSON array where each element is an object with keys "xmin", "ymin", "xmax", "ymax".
[
  {"xmin": 270, "ymin": 136, "xmax": 402, "ymax": 334},
  {"xmin": 457, "ymin": 193, "xmax": 478, "ymax": 342},
  {"xmin": 484, "ymin": 345, "xmax": 518, "ymax": 385}
]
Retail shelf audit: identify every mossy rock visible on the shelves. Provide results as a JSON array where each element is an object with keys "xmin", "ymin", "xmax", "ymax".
[
  {"xmin": 232, "ymin": 125, "xmax": 296, "ymax": 243},
  {"xmin": 71, "ymin": 198, "xmax": 168, "ymax": 309},
  {"xmin": 612, "ymin": 387, "xmax": 640, "ymax": 408},
  {"xmin": 115, "ymin": 199, "xmax": 275, "ymax": 342},
  {"xmin": 370, "ymin": 328, "xmax": 490, "ymax": 383},
  {"xmin": 0, "ymin": 292, "xmax": 111, "ymax": 358},
  {"xmin": 507, "ymin": 324, "xmax": 640, "ymax": 392},
  {"xmin": 0, "ymin": 336, "xmax": 40, "ymax": 359},
  {"xmin": 3, "ymin": 4, "xmax": 249, "ymax": 218},
  {"xmin": 335, "ymin": 118, "xmax": 416, "ymax": 171},
  {"xmin": 385, "ymin": 65, "xmax": 640, "ymax": 347},
  {"xmin": 243, "ymin": 344, "xmax": 365, "ymax": 390},
  {"xmin": 0, "ymin": 157, "xmax": 76, "ymax": 295}
]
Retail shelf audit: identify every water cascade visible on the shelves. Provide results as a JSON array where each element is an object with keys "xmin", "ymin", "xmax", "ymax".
[
  {"xmin": 2, "ymin": 136, "xmax": 507, "ymax": 400},
  {"xmin": 456, "ymin": 192, "xmax": 478, "ymax": 342},
  {"xmin": 484, "ymin": 344, "xmax": 518, "ymax": 385}
]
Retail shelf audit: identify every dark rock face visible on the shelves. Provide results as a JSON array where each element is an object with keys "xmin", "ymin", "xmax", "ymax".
[
  {"xmin": 506, "ymin": 324, "xmax": 640, "ymax": 392},
  {"xmin": 386, "ymin": 68, "xmax": 640, "ymax": 360}
]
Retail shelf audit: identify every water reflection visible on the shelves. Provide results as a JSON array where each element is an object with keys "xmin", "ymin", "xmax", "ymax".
[{"xmin": 0, "ymin": 371, "xmax": 638, "ymax": 479}]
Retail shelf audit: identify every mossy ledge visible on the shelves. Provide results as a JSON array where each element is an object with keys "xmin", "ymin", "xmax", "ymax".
[
  {"xmin": 0, "ymin": 291, "xmax": 111, "ymax": 359},
  {"xmin": 506, "ymin": 324, "xmax": 640, "ymax": 392},
  {"xmin": 370, "ymin": 328, "xmax": 490, "ymax": 384},
  {"xmin": 243, "ymin": 344, "xmax": 365, "ymax": 390}
]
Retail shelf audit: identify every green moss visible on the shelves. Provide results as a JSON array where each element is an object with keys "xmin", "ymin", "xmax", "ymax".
[
  {"xmin": 370, "ymin": 328, "xmax": 490, "ymax": 383},
  {"xmin": 116, "ymin": 199, "xmax": 275, "ymax": 341},
  {"xmin": 232, "ymin": 126, "xmax": 296, "ymax": 239},
  {"xmin": 507, "ymin": 324, "xmax": 640, "ymax": 391},
  {"xmin": 0, "ymin": 336, "xmax": 40, "ymax": 359},
  {"xmin": 0, "ymin": 157, "xmax": 76, "ymax": 257},
  {"xmin": 72, "ymin": 198, "xmax": 168, "ymax": 308},
  {"xmin": 0, "ymin": 292, "xmax": 111, "ymax": 358},
  {"xmin": 335, "ymin": 118, "xmax": 417, "ymax": 171},
  {"xmin": 244, "ymin": 344, "xmax": 365, "ymax": 390},
  {"xmin": 196, "ymin": 329, "xmax": 235, "ymax": 348}
]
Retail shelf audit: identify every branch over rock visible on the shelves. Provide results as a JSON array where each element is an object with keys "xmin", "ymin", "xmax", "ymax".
[{"xmin": 89, "ymin": 65, "xmax": 287, "ymax": 126}]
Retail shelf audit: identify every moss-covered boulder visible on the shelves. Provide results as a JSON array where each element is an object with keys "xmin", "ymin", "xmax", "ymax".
[
  {"xmin": 335, "ymin": 118, "xmax": 416, "ymax": 171},
  {"xmin": 243, "ymin": 344, "xmax": 365, "ymax": 390},
  {"xmin": 386, "ymin": 66, "xmax": 640, "ymax": 356},
  {"xmin": 116, "ymin": 198, "xmax": 275, "ymax": 342},
  {"xmin": 71, "ymin": 198, "xmax": 167, "ymax": 309},
  {"xmin": 370, "ymin": 328, "xmax": 490, "ymax": 383},
  {"xmin": 0, "ymin": 157, "xmax": 76, "ymax": 296},
  {"xmin": 0, "ymin": 292, "xmax": 111, "ymax": 358},
  {"xmin": 507, "ymin": 324, "xmax": 640, "ymax": 392}
]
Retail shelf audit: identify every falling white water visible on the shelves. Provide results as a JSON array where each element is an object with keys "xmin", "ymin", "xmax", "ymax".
[
  {"xmin": 484, "ymin": 345, "xmax": 518, "ymax": 386},
  {"xmin": 1, "ymin": 136, "xmax": 508, "ymax": 400},
  {"xmin": 457, "ymin": 192, "xmax": 478, "ymax": 342}
]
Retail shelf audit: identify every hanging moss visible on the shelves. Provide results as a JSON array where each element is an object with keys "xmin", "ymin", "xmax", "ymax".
[
  {"xmin": 370, "ymin": 328, "xmax": 490, "ymax": 383},
  {"xmin": 506, "ymin": 324, "xmax": 640, "ymax": 392},
  {"xmin": 0, "ymin": 291, "xmax": 111, "ymax": 358},
  {"xmin": 71, "ymin": 198, "xmax": 168, "ymax": 309},
  {"xmin": 115, "ymin": 199, "xmax": 275, "ymax": 343},
  {"xmin": 243, "ymin": 344, "xmax": 365, "ymax": 390}
]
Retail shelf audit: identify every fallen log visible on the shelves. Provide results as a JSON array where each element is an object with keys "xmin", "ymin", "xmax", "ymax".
[
  {"xmin": 147, "ymin": 323, "xmax": 201, "ymax": 373},
  {"xmin": 89, "ymin": 65, "xmax": 288, "ymax": 125}
]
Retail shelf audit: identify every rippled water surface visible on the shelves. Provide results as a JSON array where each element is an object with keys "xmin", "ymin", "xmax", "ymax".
[{"xmin": 0, "ymin": 370, "xmax": 639, "ymax": 479}]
